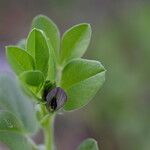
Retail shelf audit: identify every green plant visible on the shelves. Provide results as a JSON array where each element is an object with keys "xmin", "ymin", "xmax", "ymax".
[{"xmin": 2, "ymin": 15, "xmax": 106, "ymax": 150}]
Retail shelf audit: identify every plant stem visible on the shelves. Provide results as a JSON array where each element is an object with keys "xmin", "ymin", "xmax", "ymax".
[
  {"xmin": 43, "ymin": 114, "xmax": 55, "ymax": 150},
  {"xmin": 56, "ymin": 66, "xmax": 62, "ymax": 86}
]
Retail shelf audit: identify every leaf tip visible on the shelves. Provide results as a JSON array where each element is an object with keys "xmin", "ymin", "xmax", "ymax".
[
  {"xmin": 33, "ymin": 14, "xmax": 48, "ymax": 20},
  {"xmin": 5, "ymin": 46, "xmax": 15, "ymax": 56}
]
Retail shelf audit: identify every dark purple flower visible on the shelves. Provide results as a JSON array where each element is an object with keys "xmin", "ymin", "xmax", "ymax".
[{"xmin": 46, "ymin": 87, "xmax": 67, "ymax": 112}]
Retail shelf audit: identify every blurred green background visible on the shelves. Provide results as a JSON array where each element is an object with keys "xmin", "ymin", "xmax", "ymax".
[{"xmin": 0, "ymin": 0, "xmax": 150, "ymax": 150}]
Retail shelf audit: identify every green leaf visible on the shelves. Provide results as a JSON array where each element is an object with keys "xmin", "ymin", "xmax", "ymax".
[
  {"xmin": 60, "ymin": 23, "xmax": 91, "ymax": 65},
  {"xmin": 47, "ymin": 55, "xmax": 56, "ymax": 82},
  {"xmin": 31, "ymin": 15, "xmax": 59, "ymax": 81},
  {"xmin": 19, "ymin": 70, "xmax": 45, "ymax": 95},
  {"xmin": 26, "ymin": 28, "xmax": 49, "ymax": 77},
  {"xmin": 0, "ymin": 132, "xmax": 32, "ymax": 150},
  {"xmin": 77, "ymin": 138, "xmax": 99, "ymax": 150},
  {"xmin": 32, "ymin": 15, "xmax": 60, "ymax": 55},
  {"xmin": 20, "ymin": 70, "xmax": 44, "ymax": 87},
  {"xmin": 6, "ymin": 46, "xmax": 34, "ymax": 75},
  {"xmin": 61, "ymin": 58, "xmax": 105, "ymax": 110},
  {"xmin": 0, "ymin": 74, "xmax": 37, "ymax": 134},
  {"xmin": 0, "ymin": 111, "xmax": 24, "ymax": 133},
  {"xmin": 0, "ymin": 74, "xmax": 37, "ymax": 150}
]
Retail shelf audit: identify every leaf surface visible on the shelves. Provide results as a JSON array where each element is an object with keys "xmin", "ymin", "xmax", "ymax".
[
  {"xmin": 32, "ymin": 15, "xmax": 60, "ymax": 55},
  {"xmin": 6, "ymin": 46, "xmax": 34, "ymax": 75},
  {"xmin": 0, "ymin": 74, "xmax": 37, "ymax": 133},
  {"xmin": 61, "ymin": 58, "xmax": 105, "ymax": 110},
  {"xmin": 20, "ymin": 70, "xmax": 44, "ymax": 87},
  {"xmin": 60, "ymin": 23, "xmax": 91, "ymax": 65},
  {"xmin": 27, "ymin": 29, "xmax": 49, "ymax": 77},
  {"xmin": 0, "ymin": 111, "xmax": 24, "ymax": 133},
  {"xmin": 0, "ymin": 132, "xmax": 32, "ymax": 150},
  {"xmin": 32, "ymin": 15, "xmax": 59, "ymax": 81}
]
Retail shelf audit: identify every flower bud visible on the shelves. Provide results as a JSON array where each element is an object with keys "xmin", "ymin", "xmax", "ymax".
[
  {"xmin": 46, "ymin": 87, "xmax": 67, "ymax": 112},
  {"xmin": 42, "ymin": 80, "xmax": 56, "ymax": 101}
]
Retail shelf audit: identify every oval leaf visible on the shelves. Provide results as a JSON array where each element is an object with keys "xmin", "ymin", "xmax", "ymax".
[
  {"xmin": 61, "ymin": 58, "xmax": 105, "ymax": 110},
  {"xmin": 60, "ymin": 23, "xmax": 91, "ymax": 65},
  {"xmin": 32, "ymin": 15, "xmax": 60, "ymax": 55},
  {"xmin": 0, "ymin": 74, "xmax": 37, "ymax": 134},
  {"xmin": 77, "ymin": 138, "xmax": 99, "ymax": 150},
  {"xmin": 26, "ymin": 28, "xmax": 49, "ymax": 77},
  {"xmin": 6, "ymin": 46, "xmax": 34, "ymax": 75}
]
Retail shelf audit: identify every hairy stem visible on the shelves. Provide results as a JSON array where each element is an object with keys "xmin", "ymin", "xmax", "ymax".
[{"xmin": 43, "ymin": 114, "xmax": 55, "ymax": 150}]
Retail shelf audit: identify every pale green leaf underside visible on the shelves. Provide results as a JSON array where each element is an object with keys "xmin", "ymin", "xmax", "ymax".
[
  {"xmin": 77, "ymin": 138, "xmax": 99, "ymax": 150},
  {"xmin": 32, "ymin": 15, "xmax": 60, "ymax": 55},
  {"xmin": 26, "ymin": 28, "xmax": 49, "ymax": 77},
  {"xmin": 20, "ymin": 70, "xmax": 44, "ymax": 87},
  {"xmin": 0, "ymin": 111, "xmax": 24, "ymax": 133},
  {"xmin": 61, "ymin": 58, "xmax": 105, "ymax": 110},
  {"xmin": 19, "ymin": 70, "xmax": 45, "ymax": 95},
  {"xmin": 60, "ymin": 23, "xmax": 91, "ymax": 65},
  {"xmin": 0, "ymin": 74, "xmax": 37, "ymax": 134},
  {"xmin": 0, "ymin": 132, "xmax": 32, "ymax": 150},
  {"xmin": 6, "ymin": 46, "xmax": 34, "ymax": 75}
]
